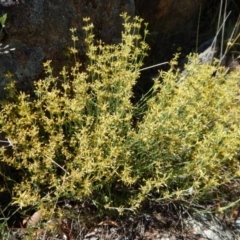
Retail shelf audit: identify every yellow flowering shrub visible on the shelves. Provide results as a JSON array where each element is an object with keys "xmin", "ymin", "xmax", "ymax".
[
  {"xmin": 0, "ymin": 13, "xmax": 240, "ymax": 215},
  {"xmin": 132, "ymin": 56, "xmax": 240, "ymax": 206}
]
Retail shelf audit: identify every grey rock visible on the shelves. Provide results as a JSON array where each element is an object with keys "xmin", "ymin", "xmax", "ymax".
[
  {"xmin": 198, "ymin": 42, "xmax": 218, "ymax": 64},
  {"xmin": 0, "ymin": 0, "xmax": 19, "ymax": 7},
  {"xmin": 197, "ymin": 38, "xmax": 217, "ymax": 54},
  {"xmin": 185, "ymin": 213, "xmax": 239, "ymax": 240}
]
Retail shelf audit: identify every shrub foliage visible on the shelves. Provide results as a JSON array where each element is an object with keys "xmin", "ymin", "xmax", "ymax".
[{"xmin": 0, "ymin": 14, "xmax": 240, "ymax": 215}]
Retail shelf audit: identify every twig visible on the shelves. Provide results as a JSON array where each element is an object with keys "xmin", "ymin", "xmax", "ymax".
[
  {"xmin": 139, "ymin": 62, "xmax": 169, "ymax": 72},
  {"xmin": 42, "ymin": 153, "xmax": 70, "ymax": 175},
  {"xmin": 0, "ymin": 138, "xmax": 15, "ymax": 147}
]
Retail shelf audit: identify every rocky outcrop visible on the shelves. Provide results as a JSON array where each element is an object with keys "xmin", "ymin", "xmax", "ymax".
[
  {"xmin": 135, "ymin": 0, "xmax": 210, "ymax": 64},
  {"xmin": 135, "ymin": 0, "xmax": 208, "ymax": 33},
  {"xmin": 0, "ymin": 0, "xmax": 135, "ymax": 94},
  {"xmin": 0, "ymin": 0, "xmax": 232, "ymax": 96}
]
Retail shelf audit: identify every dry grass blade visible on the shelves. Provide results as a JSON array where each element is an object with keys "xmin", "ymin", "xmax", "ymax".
[{"xmin": 98, "ymin": 220, "xmax": 119, "ymax": 227}]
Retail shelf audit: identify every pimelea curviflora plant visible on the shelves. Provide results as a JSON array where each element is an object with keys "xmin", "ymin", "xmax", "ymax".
[
  {"xmin": 0, "ymin": 13, "xmax": 149, "ymax": 215},
  {"xmin": 131, "ymin": 55, "xmax": 240, "ymax": 208},
  {"xmin": 0, "ymin": 13, "xmax": 240, "ymax": 220}
]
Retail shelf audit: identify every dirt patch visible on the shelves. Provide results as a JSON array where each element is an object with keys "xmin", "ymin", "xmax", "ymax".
[{"xmin": 7, "ymin": 200, "xmax": 240, "ymax": 240}]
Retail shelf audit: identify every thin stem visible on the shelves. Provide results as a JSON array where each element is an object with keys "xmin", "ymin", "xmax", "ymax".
[{"xmin": 139, "ymin": 62, "xmax": 169, "ymax": 72}]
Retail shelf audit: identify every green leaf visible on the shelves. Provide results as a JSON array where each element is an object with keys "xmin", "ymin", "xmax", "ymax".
[{"xmin": 0, "ymin": 14, "xmax": 7, "ymax": 28}]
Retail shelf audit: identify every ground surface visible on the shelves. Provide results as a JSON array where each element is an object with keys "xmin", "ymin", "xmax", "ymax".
[{"xmin": 6, "ymin": 199, "xmax": 240, "ymax": 240}]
